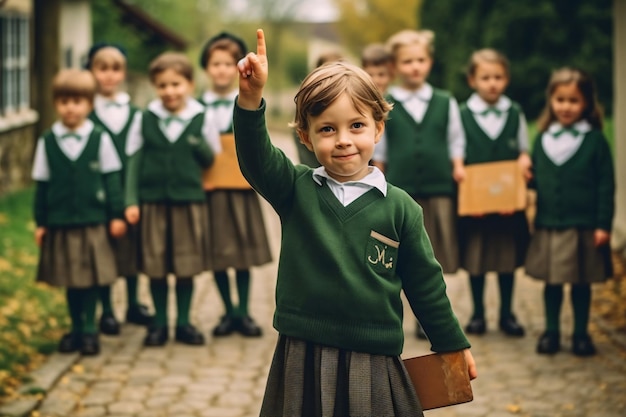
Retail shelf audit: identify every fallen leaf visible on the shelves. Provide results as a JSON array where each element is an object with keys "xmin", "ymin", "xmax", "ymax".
[{"xmin": 506, "ymin": 404, "xmax": 522, "ymax": 413}]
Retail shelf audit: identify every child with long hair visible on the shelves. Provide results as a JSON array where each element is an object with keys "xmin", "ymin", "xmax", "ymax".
[{"xmin": 525, "ymin": 67, "xmax": 614, "ymax": 356}]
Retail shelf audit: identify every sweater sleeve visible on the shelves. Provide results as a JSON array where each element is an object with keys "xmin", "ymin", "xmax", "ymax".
[
  {"xmin": 124, "ymin": 149, "xmax": 141, "ymax": 207},
  {"xmin": 34, "ymin": 181, "xmax": 48, "ymax": 227},
  {"xmin": 192, "ymin": 136, "xmax": 215, "ymax": 169},
  {"xmin": 233, "ymin": 98, "xmax": 297, "ymax": 213},
  {"xmin": 103, "ymin": 171, "xmax": 125, "ymax": 220},
  {"xmin": 399, "ymin": 205, "xmax": 470, "ymax": 352},
  {"xmin": 594, "ymin": 134, "xmax": 615, "ymax": 231}
]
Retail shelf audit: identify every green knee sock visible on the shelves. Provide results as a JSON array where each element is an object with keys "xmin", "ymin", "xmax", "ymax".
[
  {"xmin": 125, "ymin": 275, "xmax": 139, "ymax": 307},
  {"xmin": 214, "ymin": 271, "xmax": 234, "ymax": 316},
  {"xmin": 498, "ymin": 273, "xmax": 515, "ymax": 318},
  {"xmin": 150, "ymin": 279, "xmax": 169, "ymax": 327},
  {"xmin": 469, "ymin": 275, "xmax": 486, "ymax": 319},
  {"xmin": 571, "ymin": 284, "xmax": 591, "ymax": 336},
  {"xmin": 236, "ymin": 269, "xmax": 251, "ymax": 317},
  {"xmin": 66, "ymin": 288, "xmax": 83, "ymax": 334},
  {"xmin": 98, "ymin": 285, "xmax": 113, "ymax": 315},
  {"xmin": 81, "ymin": 287, "xmax": 99, "ymax": 334},
  {"xmin": 175, "ymin": 279, "xmax": 193, "ymax": 326},
  {"xmin": 544, "ymin": 284, "xmax": 563, "ymax": 333}
]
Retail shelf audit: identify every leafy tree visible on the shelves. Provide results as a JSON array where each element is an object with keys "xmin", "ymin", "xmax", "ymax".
[{"xmin": 420, "ymin": 0, "xmax": 613, "ymax": 119}]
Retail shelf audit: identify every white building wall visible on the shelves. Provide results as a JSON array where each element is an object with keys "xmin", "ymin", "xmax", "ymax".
[{"xmin": 59, "ymin": 0, "xmax": 92, "ymax": 69}]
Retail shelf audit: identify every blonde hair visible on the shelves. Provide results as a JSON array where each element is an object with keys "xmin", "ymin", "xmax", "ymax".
[
  {"xmin": 386, "ymin": 29, "xmax": 435, "ymax": 60},
  {"xmin": 466, "ymin": 48, "xmax": 510, "ymax": 77},
  {"xmin": 52, "ymin": 69, "xmax": 97, "ymax": 102},
  {"xmin": 537, "ymin": 67, "xmax": 603, "ymax": 132},
  {"xmin": 149, "ymin": 52, "xmax": 194, "ymax": 83},
  {"xmin": 90, "ymin": 46, "xmax": 127, "ymax": 70},
  {"xmin": 361, "ymin": 43, "xmax": 392, "ymax": 68},
  {"xmin": 292, "ymin": 62, "xmax": 392, "ymax": 134}
]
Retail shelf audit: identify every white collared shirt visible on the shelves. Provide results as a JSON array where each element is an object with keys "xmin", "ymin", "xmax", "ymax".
[
  {"xmin": 541, "ymin": 120, "xmax": 592, "ymax": 166},
  {"xmin": 125, "ymin": 97, "xmax": 221, "ymax": 156},
  {"xmin": 201, "ymin": 89, "xmax": 238, "ymax": 133},
  {"xmin": 465, "ymin": 93, "xmax": 529, "ymax": 151},
  {"xmin": 374, "ymin": 83, "xmax": 466, "ymax": 163},
  {"xmin": 312, "ymin": 166, "xmax": 387, "ymax": 206},
  {"xmin": 93, "ymin": 92, "xmax": 135, "ymax": 135},
  {"xmin": 32, "ymin": 119, "xmax": 122, "ymax": 181}
]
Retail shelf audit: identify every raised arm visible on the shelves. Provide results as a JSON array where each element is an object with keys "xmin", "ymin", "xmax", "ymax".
[{"xmin": 236, "ymin": 29, "xmax": 268, "ymax": 110}]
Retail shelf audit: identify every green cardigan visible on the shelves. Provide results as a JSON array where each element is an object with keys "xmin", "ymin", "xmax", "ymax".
[
  {"xmin": 531, "ymin": 129, "xmax": 615, "ymax": 231},
  {"xmin": 34, "ymin": 127, "xmax": 124, "ymax": 227},
  {"xmin": 233, "ymin": 100, "xmax": 470, "ymax": 356}
]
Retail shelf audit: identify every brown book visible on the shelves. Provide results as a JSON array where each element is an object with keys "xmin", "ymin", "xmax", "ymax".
[
  {"xmin": 458, "ymin": 160, "xmax": 527, "ymax": 216},
  {"xmin": 203, "ymin": 133, "xmax": 252, "ymax": 190},
  {"xmin": 403, "ymin": 351, "xmax": 473, "ymax": 410}
]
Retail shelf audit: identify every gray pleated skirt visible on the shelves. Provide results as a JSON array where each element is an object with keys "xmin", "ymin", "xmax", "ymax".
[
  {"xmin": 37, "ymin": 225, "xmax": 117, "ymax": 289},
  {"xmin": 205, "ymin": 190, "xmax": 272, "ymax": 271},
  {"xmin": 260, "ymin": 335, "xmax": 423, "ymax": 417},
  {"xmin": 414, "ymin": 196, "xmax": 459, "ymax": 274},
  {"xmin": 525, "ymin": 228, "xmax": 612, "ymax": 284},
  {"xmin": 110, "ymin": 222, "xmax": 140, "ymax": 277},
  {"xmin": 459, "ymin": 212, "xmax": 529, "ymax": 276},
  {"xmin": 139, "ymin": 202, "xmax": 207, "ymax": 278}
]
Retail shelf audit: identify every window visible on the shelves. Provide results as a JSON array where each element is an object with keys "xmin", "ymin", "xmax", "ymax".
[{"xmin": 0, "ymin": 12, "xmax": 30, "ymax": 117}]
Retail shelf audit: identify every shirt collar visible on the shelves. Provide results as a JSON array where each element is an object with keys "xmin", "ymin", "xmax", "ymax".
[
  {"xmin": 52, "ymin": 119, "xmax": 94, "ymax": 138},
  {"xmin": 389, "ymin": 83, "xmax": 433, "ymax": 102},
  {"xmin": 147, "ymin": 97, "xmax": 205, "ymax": 121},
  {"xmin": 547, "ymin": 120, "xmax": 592, "ymax": 136},
  {"xmin": 95, "ymin": 92, "xmax": 130, "ymax": 107},
  {"xmin": 311, "ymin": 166, "xmax": 388, "ymax": 196},
  {"xmin": 202, "ymin": 89, "xmax": 238, "ymax": 106},
  {"xmin": 466, "ymin": 93, "xmax": 511, "ymax": 114}
]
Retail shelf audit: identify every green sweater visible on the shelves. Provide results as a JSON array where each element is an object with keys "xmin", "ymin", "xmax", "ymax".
[
  {"xmin": 125, "ymin": 110, "xmax": 214, "ymax": 205},
  {"xmin": 34, "ymin": 128, "xmax": 124, "ymax": 227},
  {"xmin": 233, "ymin": 100, "xmax": 470, "ymax": 356},
  {"xmin": 89, "ymin": 105, "xmax": 139, "ymax": 170},
  {"xmin": 531, "ymin": 129, "xmax": 615, "ymax": 231},
  {"xmin": 384, "ymin": 89, "xmax": 454, "ymax": 197},
  {"xmin": 460, "ymin": 102, "xmax": 520, "ymax": 165}
]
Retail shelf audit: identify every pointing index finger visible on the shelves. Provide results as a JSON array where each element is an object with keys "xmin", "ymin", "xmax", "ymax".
[{"xmin": 256, "ymin": 29, "xmax": 266, "ymax": 58}]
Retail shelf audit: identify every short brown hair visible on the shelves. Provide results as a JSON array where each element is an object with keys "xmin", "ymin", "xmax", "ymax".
[
  {"xmin": 52, "ymin": 69, "xmax": 97, "ymax": 102},
  {"xmin": 537, "ymin": 67, "xmax": 603, "ymax": 132},
  {"xmin": 315, "ymin": 51, "xmax": 344, "ymax": 68},
  {"xmin": 199, "ymin": 32, "xmax": 247, "ymax": 68},
  {"xmin": 149, "ymin": 52, "xmax": 194, "ymax": 83},
  {"xmin": 466, "ymin": 48, "xmax": 510, "ymax": 77},
  {"xmin": 361, "ymin": 43, "xmax": 392, "ymax": 68},
  {"xmin": 90, "ymin": 46, "xmax": 127, "ymax": 71},
  {"xmin": 292, "ymin": 61, "xmax": 392, "ymax": 134},
  {"xmin": 386, "ymin": 29, "xmax": 435, "ymax": 60}
]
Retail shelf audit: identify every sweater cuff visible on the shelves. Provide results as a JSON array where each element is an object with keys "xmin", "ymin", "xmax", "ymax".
[{"xmin": 234, "ymin": 97, "xmax": 267, "ymax": 135}]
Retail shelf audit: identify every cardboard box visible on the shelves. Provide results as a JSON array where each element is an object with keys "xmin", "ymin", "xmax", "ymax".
[
  {"xmin": 203, "ymin": 133, "xmax": 252, "ymax": 190},
  {"xmin": 458, "ymin": 160, "xmax": 527, "ymax": 216},
  {"xmin": 403, "ymin": 351, "xmax": 473, "ymax": 410}
]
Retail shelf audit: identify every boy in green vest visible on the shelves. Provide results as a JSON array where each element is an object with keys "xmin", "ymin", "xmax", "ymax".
[
  {"xmin": 87, "ymin": 43, "xmax": 153, "ymax": 335},
  {"xmin": 125, "ymin": 52, "xmax": 220, "ymax": 346},
  {"xmin": 32, "ymin": 69, "xmax": 127, "ymax": 355}
]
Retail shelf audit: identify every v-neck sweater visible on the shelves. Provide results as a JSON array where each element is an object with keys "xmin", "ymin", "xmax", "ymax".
[{"xmin": 233, "ymin": 100, "xmax": 469, "ymax": 356}]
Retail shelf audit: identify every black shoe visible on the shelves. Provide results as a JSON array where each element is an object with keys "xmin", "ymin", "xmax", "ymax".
[
  {"xmin": 536, "ymin": 331, "xmax": 560, "ymax": 354},
  {"xmin": 238, "ymin": 316, "xmax": 262, "ymax": 337},
  {"xmin": 58, "ymin": 333, "xmax": 81, "ymax": 353},
  {"xmin": 175, "ymin": 324, "xmax": 205, "ymax": 345},
  {"xmin": 80, "ymin": 333, "xmax": 100, "ymax": 356},
  {"xmin": 572, "ymin": 334, "xmax": 596, "ymax": 357},
  {"xmin": 212, "ymin": 315, "xmax": 237, "ymax": 337},
  {"xmin": 416, "ymin": 322, "xmax": 428, "ymax": 340},
  {"xmin": 465, "ymin": 317, "xmax": 486, "ymax": 335},
  {"xmin": 99, "ymin": 312, "xmax": 120, "ymax": 335},
  {"xmin": 499, "ymin": 315, "xmax": 525, "ymax": 337},
  {"xmin": 144, "ymin": 326, "xmax": 168, "ymax": 346},
  {"xmin": 126, "ymin": 304, "xmax": 154, "ymax": 326}
]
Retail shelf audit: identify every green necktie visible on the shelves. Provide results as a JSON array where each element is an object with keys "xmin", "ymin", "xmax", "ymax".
[
  {"xmin": 105, "ymin": 101, "xmax": 123, "ymax": 108},
  {"xmin": 480, "ymin": 107, "xmax": 502, "ymax": 117},
  {"xmin": 553, "ymin": 127, "xmax": 579, "ymax": 138},
  {"xmin": 61, "ymin": 132, "xmax": 81, "ymax": 140},
  {"xmin": 162, "ymin": 115, "xmax": 184, "ymax": 126},
  {"xmin": 210, "ymin": 98, "xmax": 232, "ymax": 107}
]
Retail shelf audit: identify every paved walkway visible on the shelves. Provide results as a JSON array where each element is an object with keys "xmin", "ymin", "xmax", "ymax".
[{"xmin": 10, "ymin": 133, "xmax": 626, "ymax": 417}]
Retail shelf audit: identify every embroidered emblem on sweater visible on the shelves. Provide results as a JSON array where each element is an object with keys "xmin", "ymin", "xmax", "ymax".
[
  {"xmin": 89, "ymin": 160, "xmax": 100, "ymax": 171},
  {"xmin": 368, "ymin": 231, "xmax": 399, "ymax": 270},
  {"xmin": 187, "ymin": 135, "xmax": 200, "ymax": 146},
  {"xmin": 96, "ymin": 189, "xmax": 105, "ymax": 202}
]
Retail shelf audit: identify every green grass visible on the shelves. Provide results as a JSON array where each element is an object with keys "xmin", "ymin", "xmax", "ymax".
[{"xmin": 0, "ymin": 187, "xmax": 69, "ymax": 401}]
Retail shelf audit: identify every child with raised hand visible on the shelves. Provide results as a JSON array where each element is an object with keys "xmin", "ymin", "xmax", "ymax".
[
  {"xmin": 32, "ymin": 69, "xmax": 126, "ymax": 355},
  {"xmin": 458, "ymin": 49, "xmax": 531, "ymax": 337},
  {"xmin": 235, "ymin": 29, "xmax": 476, "ymax": 416},
  {"xmin": 124, "ymin": 52, "xmax": 220, "ymax": 347},
  {"xmin": 198, "ymin": 32, "xmax": 272, "ymax": 337},
  {"xmin": 525, "ymin": 67, "xmax": 614, "ymax": 356},
  {"xmin": 375, "ymin": 29, "xmax": 465, "ymax": 339},
  {"xmin": 86, "ymin": 43, "xmax": 153, "ymax": 334}
]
